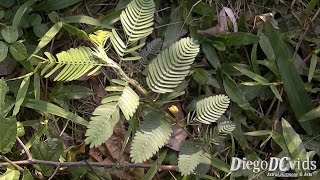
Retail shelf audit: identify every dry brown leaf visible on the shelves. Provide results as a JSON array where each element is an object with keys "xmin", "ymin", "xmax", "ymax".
[
  {"xmin": 89, "ymin": 76, "xmax": 105, "ymax": 104},
  {"xmin": 166, "ymin": 103, "xmax": 188, "ymax": 151},
  {"xmin": 105, "ymin": 122, "xmax": 130, "ymax": 162},
  {"xmin": 88, "ymin": 147, "xmax": 104, "ymax": 162},
  {"xmin": 197, "ymin": 25, "xmax": 226, "ymax": 36}
]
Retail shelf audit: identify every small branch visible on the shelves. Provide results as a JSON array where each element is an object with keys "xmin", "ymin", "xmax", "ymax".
[
  {"xmin": 48, "ymin": 165, "xmax": 60, "ymax": 180},
  {"xmin": 0, "ymin": 159, "xmax": 178, "ymax": 171},
  {"xmin": 16, "ymin": 137, "xmax": 33, "ymax": 160},
  {"xmin": 292, "ymin": 7, "xmax": 320, "ymax": 61},
  {"xmin": 0, "ymin": 155, "xmax": 24, "ymax": 172}
]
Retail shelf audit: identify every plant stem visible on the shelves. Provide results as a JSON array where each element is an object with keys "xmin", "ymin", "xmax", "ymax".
[{"xmin": 0, "ymin": 159, "xmax": 178, "ymax": 171}]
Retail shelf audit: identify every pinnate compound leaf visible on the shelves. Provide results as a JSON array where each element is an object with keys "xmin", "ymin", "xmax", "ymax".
[
  {"xmin": 196, "ymin": 95, "xmax": 230, "ymax": 124},
  {"xmin": 178, "ymin": 140, "xmax": 203, "ymax": 176},
  {"xmin": 0, "ymin": 116, "xmax": 17, "ymax": 153},
  {"xmin": 86, "ymin": 106, "xmax": 119, "ymax": 147},
  {"xmin": 85, "ymin": 83, "xmax": 139, "ymax": 148},
  {"xmin": 130, "ymin": 112, "xmax": 172, "ymax": 163},
  {"xmin": 146, "ymin": 37, "xmax": 200, "ymax": 93},
  {"xmin": 120, "ymin": 0, "xmax": 155, "ymax": 42},
  {"xmin": 0, "ymin": 41, "xmax": 8, "ymax": 62}
]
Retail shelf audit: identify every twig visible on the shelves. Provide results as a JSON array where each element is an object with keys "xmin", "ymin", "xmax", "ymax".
[
  {"xmin": 292, "ymin": 7, "xmax": 320, "ymax": 61},
  {"xmin": 16, "ymin": 137, "xmax": 32, "ymax": 160},
  {"xmin": 0, "ymin": 155, "xmax": 24, "ymax": 172},
  {"xmin": 0, "ymin": 159, "xmax": 178, "ymax": 171},
  {"xmin": 48, "ymin": 165, "xmax": 60, "ymax": 180}
]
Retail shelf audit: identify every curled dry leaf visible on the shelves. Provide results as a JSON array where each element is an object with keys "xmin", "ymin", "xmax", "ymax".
[
  {"xmin": 166, "ymin": 103, "xmax": 188, "ymax": 151},
  {"xmin": 197, "ymin": 25, "xmax": 226, "ymax": 36},
  {"xmin": 219, "ymin": 7, "xmax": 238, "ymax": 32}
]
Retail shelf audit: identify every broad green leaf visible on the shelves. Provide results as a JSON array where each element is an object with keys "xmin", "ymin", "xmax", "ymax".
[
  {"xmin": 0, "ymin": 41, "xmax": 8, "ymax": 62},
  {"xmin": 308, "ymin": 54, "xmax": 317, "ymax": 82},
  {"xmin": 0, "ymin": 116, "xmax": 17, "ymax": 153},
  {"xmin": 281, "ymin": 118, "xmax": 306, "ymax": 161},
  {"xmin": 23, "ymin": 99, "xmax": 88, "ymax": 126},
  {"xmin": 0, "ymin": 11, "xmax": 5, "ymax": 20},
  {"xmin": 233, "ymin": 65, "xmax": 269, "ymax": 84},
  {"xmin": 210, "ymin": 156, "xmax": 230, "ymax": 173},
  {"xmin": 143, "ymin": 150, "xmax": 167, "ymax": 180},
  {"xmin": 9, "ymin": 41, "xmax": 27, "ymax": 61},
  {"xmin": 48, "ymin": 11, "xmax": 59, "ymax": 23},
  {"xmin": 12, "ymin": 0, "xmax": 37, "ymax": 27},
  {"xmin": 259, "ymin": 32, "xmax": 275, "ymax": 60},
  {"xmin": 215, "ymin": 32, "xmax": 259, "ymax": 46},
  {"xmin": 270, "ymin": 85, "xmax": 283, "ymax": 102},
  {"xmin": 264, "ymin": 22, "xmax": 314, "ymax": 134},
  {"xmin": 37, "ymin": 0, "xmax": 82, "ymax": 11},
  {"xmin": 243, "ymin": 130, "xmax": 272, "ymax": 136},
  {"xmin": 28, "ymin": 13, "xmax": 42, "ymax": 26},
  {"xmin": 100, "ymin": 9, "xmax": 122, "ymax": 26},
  {"xmin": 0, "ymin": 0, "xmax": 15, "ymax": 8},
  {"xmin": 63, "ymin": 15, "xmax": 111, "ymax": 28},
  {"xmin": 31, "ymin": 138, "xmax": 64, "ymax": 176},
  {"xmin": 12, "ymin": 76, "xmax": 30, "ymax": 116},
  {"xmin": 1, "ymin": 26, "xmax": 19, "ymax": 43},
  {"xmin": 33, "ymin": 22, "xmax": 63, "ymax": 55},
  {"xmin": 0, "ymin": 167, "xmax": 20, "ymax": 180},
  {"xmin": 212, "ymin": 41, "xmax": 226, "ymax": 51},
  {"xmin": 163, "ymin": 6, "xmax": 184, "ymax": 48},
  {"xmin": 299, "ymin": 107, "xmax": 320, "ymax": 123},
  {"xmin": 192, "ymin": 68, "xmax": 220, "ymax": 88},
  {"xmin": 250, "ymin": 43, "xmax": 260, "ymax": 74},
  {"xmin": 22, "ymin": 169, "xmax": 34, "ymax": 180},
  {"xmin": 51, "ymin": 84, "xmax": 92, "ymax": 100},
  {"xmin": 62, "ymin": 23, "xmax": 88, "ymax": 39},
  {"xmin": 0, "ymin": 78, "xmax": 9, "ymax": 113},
  {"xmin": 33, "ymin": 24, "xmax": 49, "ymax": 38},
  {"xmin": 34, "ymin": 73, "xmax": 40, "ymax": 100},
  {"xmin": 222, "ymin": 74, "xmax": 251, "ymax": 110},
  {"xmin": 201, "ymin": 41, "xmax": 220, "ymax": 69}
]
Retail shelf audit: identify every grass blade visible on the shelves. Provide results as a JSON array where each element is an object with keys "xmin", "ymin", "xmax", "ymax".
[
  {"xmin": 13, "ymin": 76, "xmax": 30, "ymax": 116},
  {"xmin": 264, "ymin": 22, "xmax": 315, "ymax": 134},
  {"xmin": 23, "ymin": 99, "xmax": 88, "ymax": 126}
]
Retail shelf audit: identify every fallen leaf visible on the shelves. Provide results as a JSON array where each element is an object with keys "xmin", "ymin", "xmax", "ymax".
[{"xmin": 166, "ymin": 102, "xmax": 188, "ymax": 151}]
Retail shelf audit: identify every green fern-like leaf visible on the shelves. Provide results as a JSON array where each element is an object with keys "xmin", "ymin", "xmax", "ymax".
[
  {"xmin": 210, "ymin": 120, "xmax": 235, "ymax": 145},
  {"xmin": 146, "ymin": 37, "xmax": 200, "ymax": 93},
  {"xmin": 120, "ymin": 0, "xmax": 155, "ymax": 42},
  {"xmin": 130, "ymin": 112, "xmax": 172, "ymax": 163},
  {"xmin": 140, "ymin": 38, "xmax": 163, "ymax": 65},
  {"xmin": 104, "ymin": 84, "xmax": 139, "ymax": 120},
  {"xmin": 196, "ymin": 95, "xmax": 230, "ymax": 124},
  {"xmin": 85, "ymin": 103, "xmax": 120, "ymax": 148},
  {"xmin": 178, "ymin": 140, "xmax": 204, "ymax": 176},
  {"xmin": 85, "ymin": 82, "xmax": 139, "ymax": 148},
  {"xmin": 39, "ymin": 46, "xmax": 102, "ymax": 81}
]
